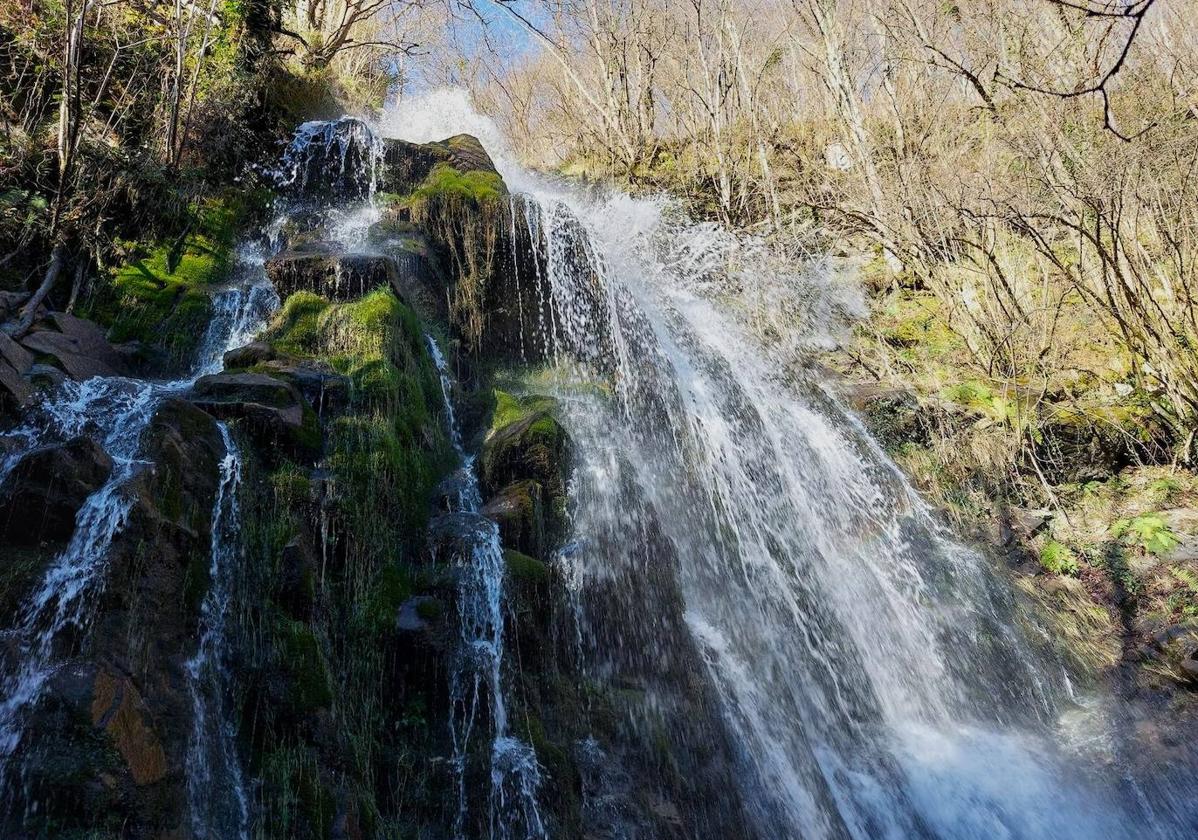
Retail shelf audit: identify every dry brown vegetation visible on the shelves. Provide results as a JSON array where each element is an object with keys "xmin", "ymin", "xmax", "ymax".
[{"xmin": 458, "ymin": 0, "xmax": 1198, "ymax": 425}]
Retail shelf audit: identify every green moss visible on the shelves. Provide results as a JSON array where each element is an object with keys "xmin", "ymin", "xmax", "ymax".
[
  {"xmin": 941, "ymin": 380, "xmax": 1019, "ymax": 424},
  {"xmin": 505, "ymin": 549, "xmax": 549, "ymax": 583},
  {"xmin": 270, "ymin": 462, "xmax": 313, "ymax": 506},
  {"xmin": 259, "ymin": 745, "xmax": 336, "ymax": 840},
  {"xmin": 414, "ymin": 164, "xmax": 504, "ymax": 204},
  {"xmin": 490, "ymin": 389, "xmax": 558, "ymax": 432},
  {"xmin": 80, "ymin": 195, "xmax": 251, "ymax": 365},
  {"xmin": 360, "ymin": 563, "xmax": 415, "ymax": 636},
  {"xmin": 266, "ymin": 288, "xmax": 453, "ymax": 557},
  {"xmin": 271, "ymin": 291, "xmax": 330, "ymax": 356}
]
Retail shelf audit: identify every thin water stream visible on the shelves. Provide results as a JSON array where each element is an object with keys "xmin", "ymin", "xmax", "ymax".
[{"xmin": 428, "ymin": 336, "xmax": 548, "ymax": 840}]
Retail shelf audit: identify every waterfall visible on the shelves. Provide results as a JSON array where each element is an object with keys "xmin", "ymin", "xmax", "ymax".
[
  {"xmin": 0, "ymin": 280, "xmax": 275, "ymax": 763},
  {"xmin": 427, "ymin": 336, "xmax": 548, "ymax": 840},
  {"xmin": 185, "ymin": 422, "xmax": 251, "ymax": 840},
  {"xmin": 274, "ymin": 117, "xmax": 383, "ymax": 203},
  {"xmin": 0, "ymin": 198, "xmax": 285, "ymax": 837},
  {"xmin": 385, "ymin": 90, "xmax": 1198, "ymax": 840}
]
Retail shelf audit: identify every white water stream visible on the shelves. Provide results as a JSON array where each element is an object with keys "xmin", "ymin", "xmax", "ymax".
[
  {"xmin": 382, "ymin": 89, "xmax": 1198, "ymax": 840},
  {"xmin": 428, "ymin": 336, "xmax": 549, "ymax": 840}
]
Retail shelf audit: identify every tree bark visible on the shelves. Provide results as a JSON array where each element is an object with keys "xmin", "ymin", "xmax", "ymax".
[{"xmin": 4, "ymin": 243, "xmax": 68, "ymax": 338}]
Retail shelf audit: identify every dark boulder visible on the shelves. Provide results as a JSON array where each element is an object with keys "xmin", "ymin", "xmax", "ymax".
[
  {"xmin": 223, "ymin": 340, "xmax": 278, "ymax": 369},
  {"xmin": 481, "ymin": 479, "xmax": 548, "ymax": 560},
  {"xmin": 0, "ymin": 436, "xmax": 113, "ymax": 546},
  {"xmin": 0, "ymin": 290, "xmax": 30, "ymax": 321},
  {"xmin": 428, "ymin": 511, "xmax": 497, "ymax": 567},
  {"xmin": 191, "ymin": 371, "xmax": 321, "ymax": 459},
  {"xmin": 265, "ymin": 245, "xmax": 398, "ymax": 302},
  {"xmin": 280, "ymin": 117, "xmax": 379, "ymax": 204}
]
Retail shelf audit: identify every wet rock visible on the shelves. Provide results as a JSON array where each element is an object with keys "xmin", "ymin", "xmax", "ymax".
[
  {"xmin": 266, "ymin": 246, "xmax": 399, "ymax": 302},
  {"xmin": 89, "ymin": 666, "xmax": 169, "ymax": 785},
  {"xmin": 0, "ymin": 436, "xmax": 113, "ymax": 545},
  {"xmin": 19, "ymin": 312, "xmax": 131, "ymax": 380},
  {"xmin": 366, "ymin": 222, "xmax": 446, "ymax": 320},
  {"xmin": 223, "ymin": 340, "xmax": 278, "ymax": 369},
  {"xmin": 428, "ymin": 511, "xmax": 496, "ymax": 566},
  {"xmin": 379, "ymin": 133, "xmax": 506, "ymax": 196},
  {"xmin": 11, "ymin": 662, "xmax": 127, "ymax": 837},
  {"xmin": 481, "ymin": 407, "xmax": 571, "ymax": 538},
  {"xmin": 844, "ymin": 385, "xmax": 931, "ymax": 452},
  {"xmin": 257, "ymin": 358, "xmax": 351, "ymax": 417},
  {"xmin": 191, "ymin": 371, "xmax": 321, "ymax": 459},
  {"xmin": 481, "ymin": 479, "xmax": 548, "ymax": 560},
  {"xmin": 9, "ymin": 400, "xmax": 226, "ymax": 838},
  {"xmin": 282, "ymin": 117, "xmax": 379, "ymax": 203}
]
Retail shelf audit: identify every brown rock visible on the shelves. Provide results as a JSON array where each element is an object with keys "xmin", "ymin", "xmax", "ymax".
[
  {"xmin": 0, "ymin": 358, "xmax": 33, "ymax": 416},
  {"xmin": 223, "ymin": 340, "xmax": 278, "ymax": 369},
  {"xmin": 0, "ymin": 331, "xmax": 34, "ymax": 374},
  {"xmin": 90, "ymin": 668, "xmax": 169, "ymax": 785},
  {"xmin": 19, "ymin": 312, "xmax": 130, "ymax": 380}
]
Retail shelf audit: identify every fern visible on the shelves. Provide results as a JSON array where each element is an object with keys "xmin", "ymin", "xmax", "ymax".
[{"xmin": 1112, "ymin": 514, "xmax": 1180, "ymax": 556}]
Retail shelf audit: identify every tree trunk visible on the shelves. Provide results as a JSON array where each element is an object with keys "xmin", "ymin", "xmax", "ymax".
[{"xmin": 4, "ymin": 242, "xmax": 67, "ymax": 338}]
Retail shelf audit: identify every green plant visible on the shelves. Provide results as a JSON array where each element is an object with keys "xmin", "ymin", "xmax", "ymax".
[
  {"xmin": 1112, "ymin": 514, "xmax": 1179, "ymax": 556},
  {"xmin": 1148, "ymin": 477, "xmax": 1183, "ymax": 504},
  {"xmin": 1040, "ymin": 541, "xmax": 1080, "ymax": 576}
]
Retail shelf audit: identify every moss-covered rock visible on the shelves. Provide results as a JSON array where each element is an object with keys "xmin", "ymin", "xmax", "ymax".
[
  {"xmin": 233, "ymin": 285, "xmax": 460, "ymax": 838},
  {"xmin": 81, "ymin": 193, "xmax": 265, "ymax": 371},
  {"xmin": 379, "ymin": 133, "xmax": 506, "ymax": 198},
  {"xmin": 481, "ymin": 391, "xmax": 571, "ymax": 544}
]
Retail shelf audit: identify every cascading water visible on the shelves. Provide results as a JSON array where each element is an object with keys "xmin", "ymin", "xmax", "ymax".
[
  {"xmin": 185, "ymin": 422, "xmax": 251, "ymax": 840},
  {"xmin": 0, "ymin": 263, "xmax": 276, "ymax": 775},
  {"xmin": 427, "ymin": 336, "xmax": 548, "ymax": 840},
  {"xmin": 385, "ymin": 90, "xmax": 1198, "ymax": 840},
  {"xmin": 0, "ymin": 118, "xmax": 377, "ymax": 825},
  {"xmin": 275, "ymin": 117, "xmax": 383, "ymax": 203}
]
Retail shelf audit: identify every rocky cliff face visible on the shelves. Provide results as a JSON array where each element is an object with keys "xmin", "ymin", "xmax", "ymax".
[{"xmin": 0, "ymin": 122, "xmax": 760, "ymax": 840}]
